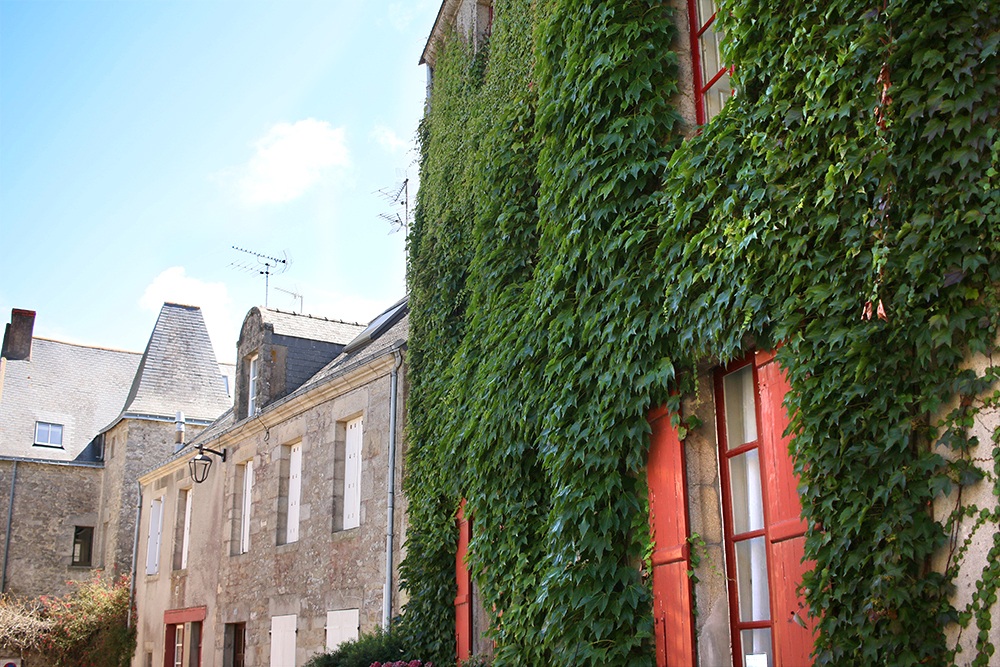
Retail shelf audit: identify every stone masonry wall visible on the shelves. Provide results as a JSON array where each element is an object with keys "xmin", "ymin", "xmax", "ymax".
[
  {"xmin": 0, "ymin": 460, "xmax": 102, "ymax": 598},
  {"xmin": 682, "ymin": 362, "xmax": 731, "ymax": 666},
  {"xmin": 99, "ymin": 419, "xmax": 206, "ymax": 580},
  {"xmin": 216, "ymin": 363, "xmax": 407, "ymax": 667}
]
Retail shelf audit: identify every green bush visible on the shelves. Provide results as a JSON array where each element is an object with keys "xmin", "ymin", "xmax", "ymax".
[{"xmin": 304, "ymin": 624, "xmax": 419, "ymax": 667}]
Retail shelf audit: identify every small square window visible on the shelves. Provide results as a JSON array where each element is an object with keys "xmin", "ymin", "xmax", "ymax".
[
  {"xmin": 72, "ymin": 526, "xmax": 94, "ymax": 566},
  {"xmin": 34, "ymin": 421, "xmax": 64, "ymax": 448}
]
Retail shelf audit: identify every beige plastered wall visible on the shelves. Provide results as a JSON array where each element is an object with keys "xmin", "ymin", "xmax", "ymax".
[{"xmin": 930, "ymin": 343, "xmax": 1000, "ymax": 666}]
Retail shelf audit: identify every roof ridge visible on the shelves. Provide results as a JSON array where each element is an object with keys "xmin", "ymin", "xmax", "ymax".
[
  {"xmin": 31, "ymin": 337, "xmax": 142, "ymax": 355},
  {"xmin": 261, "ymin": 307, "xmax": 365, "ymax": 327}
]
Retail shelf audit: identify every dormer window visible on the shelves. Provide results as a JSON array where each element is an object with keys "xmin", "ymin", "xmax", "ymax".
[
  {"xmin": 34, "ymin": 421, "xmax": 63, "ymax": 448},
  {"xmin": 248, "ymin": 355, "xmax": 259, "ymax": 415}
]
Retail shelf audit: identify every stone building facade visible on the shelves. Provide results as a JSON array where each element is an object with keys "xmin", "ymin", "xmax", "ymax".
[
  {"xmin": 418, "ymin": 1, "xmax": 1000, "ymax": 666},
  {"xmin": 132, "ymin": 300, "xmax": 408, "ymax": 667},
  {"xmin": 0, "ymin": 304, "xmax": 232, "ymax": 598}
]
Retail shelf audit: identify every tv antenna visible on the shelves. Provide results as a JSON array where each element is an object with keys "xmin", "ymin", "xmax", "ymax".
[
  {"xmin": 375, "ymin": 170, "xmax": 412, "ymax": 235},
  {"xmin": 229, "ymin": 246, "xmax": 291, "ymax": 306},
  {"xmin": 274, "ymin": 286, "xmax": 304, "ymax": 313}
]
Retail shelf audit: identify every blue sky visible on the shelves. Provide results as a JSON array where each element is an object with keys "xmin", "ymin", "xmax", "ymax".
[{"xmin": 1, "ymin": 0, "xmax": 439, "ymax": 362}]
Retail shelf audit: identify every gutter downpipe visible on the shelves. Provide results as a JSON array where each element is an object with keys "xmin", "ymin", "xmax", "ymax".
[
  {"xmin": 128, "ymin": 480, "xmax": 142, "ymax": 629},
  {"xmin": 2, "ymin": 460, "xmax": 17, "ymax": 593},
  {"xmin": 383, "ymin": 344, "xmax": 404, "ymax": 628}
]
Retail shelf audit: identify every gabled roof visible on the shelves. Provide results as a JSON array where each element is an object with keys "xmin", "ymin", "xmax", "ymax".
[
  {"xmin": 257, "ymin": 308, "xmax": 366, "ymax": 345},
  {"xmin": 166, "ymin": 299, "xmax": 409, "ymax": 469},
  {"xmin": 108, "ymin": 303, "xmax": 231, "ymax": 427},
  {"xmin": 0, "ymin": 338, "xmax": 141, "ymax": 460},
  {"xmin": 419, "ymin": 0, "xmax": 463, "ymax": 66}
]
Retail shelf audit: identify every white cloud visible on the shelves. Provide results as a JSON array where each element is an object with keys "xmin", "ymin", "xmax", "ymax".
[
  {"xmin": 387, "ymin": 2, "xmax": 417, "ymax": 30},
  {"xmin": 222, "ymin": 119, "xmax": 350, "ymax": 206},
  {"xmin": 371, "ymin": 125, "xmax": 410, "ymax": 153},
  {"xmin": 140, "ymin": 267, "xmax": 238, "ymax": 363}
]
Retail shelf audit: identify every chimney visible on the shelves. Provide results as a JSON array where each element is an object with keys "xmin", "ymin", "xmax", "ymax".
[
  {"xmin": 174, "ymin": 411, "xmax": 186, "ymax": 453},
  {"xmin": 1, "ymin": 309, "xmax": 36, "ymax": 361}
]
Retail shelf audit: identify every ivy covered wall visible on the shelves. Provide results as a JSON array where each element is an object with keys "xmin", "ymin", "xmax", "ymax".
[{"xmin": 400, "ymin": 0, "xmax": 1000, "ymax": 665}]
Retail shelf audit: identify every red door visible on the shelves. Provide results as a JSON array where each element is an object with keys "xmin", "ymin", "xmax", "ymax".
[{"xmin": 647, "ymin": 404, "xmax": 696, "ymax": 667}]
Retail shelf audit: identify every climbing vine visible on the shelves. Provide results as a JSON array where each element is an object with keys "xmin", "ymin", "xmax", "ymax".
[{"xmin": 402, "ymin": 0, "xmax": 1000, "ymax": 666}]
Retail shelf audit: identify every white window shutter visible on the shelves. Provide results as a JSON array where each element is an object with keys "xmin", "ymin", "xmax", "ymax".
[
  {"xmin": 180, "ymin": 489, "xmax": 193, "ymax": 570},
  {"xmin": 241, "ymin": 461, "xmax": 254, "ymax": 553},
  {"xmin": 146, "ymin": 498, "xmax": 163, "ymax": 575},
  {"xmin": 287, "ymin": 444, "xmax": 301, "ymax": 543},
  {"xmin": 325, "ymin": 609, "xmax": 359, "ymax": 651},
  {"xmin": 269, "ymin": 615, "xmax": 296, "ymax": 667},
  {"xmin": 343, "ymin": 418, "xmax": 363, "ymax": 529}
]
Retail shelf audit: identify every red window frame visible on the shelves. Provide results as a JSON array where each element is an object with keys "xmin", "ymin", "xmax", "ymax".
[
  {"xmin": 687, "ymin": 0, "xmax": 732, "ymax": 125},
  {"xmin": 715, "ymin": 355, "xmax": 775, "ymax": 666},
  {"xmin": 716, "ymin": 350, "xmax": 817, "ymax": 667}
]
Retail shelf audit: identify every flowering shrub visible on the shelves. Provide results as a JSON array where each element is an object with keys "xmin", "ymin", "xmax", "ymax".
[
  {"xmin": 369, "ymin": 661, "xmax": 433, "ymax": 667},
  {"xmin": 40, "ymin": 575, "xmax": 134, "ymax": 667},
  {"xmin": 0, "ymin": 575, "xmax": 134, "ymax": 667}
]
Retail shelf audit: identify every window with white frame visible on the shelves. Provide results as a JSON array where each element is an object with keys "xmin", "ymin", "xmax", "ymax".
[
  {"xmin": 248, "ymin": 355, "xmax": 259, "ymax": 415},
  {"xmin": 343, "ymin": 417, "xmax": 363, "ymax": 530},
  {"xmin": 239, "ymin": 461, "xmax": 253, "ymax": 554},
  {"xmin": 269, "ymin": 615, "xmax": 296, "ymax": 667},
  {"xmin": 173, "ymin": 488, "xmax": 193, "ymax": 570},
  {"xmin": 278, "ymin": 443, "xmax": 302, "ymax": 545},
  {"xmin": 146, "ymin": 497, "xmax": 164, "ymax": 575},
  {"xmin": 34, "ymin": 421, "xmax": 63, "ymax": 448},
  {"xmin": 173, "ymin": 625, "xmax": 185, "ymax": 667},
  {"xmin": 689, "ymin": 0, "xmax": 732, "ymax": 124}
]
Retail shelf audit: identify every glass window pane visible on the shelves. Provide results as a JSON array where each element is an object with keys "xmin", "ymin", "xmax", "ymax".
[
  {"xmin": 741, "ymin": 628, "xmax": 772, "ymax": 667},
  {"xmin": 705, "ymin": 71, "xmax": 732, "ymax": 120},
  {"xmin": 724, "ymin": 366, "xmax": 758, "ymax": 448},
  {"xmin": 700, "ymin": 25, "xmax": 724, "ymax": 89},
  {"xmin": 729, "ymin": 449, "xmax": 765, "ymax": 533},
  {"xmin": 735, "ymin": 536, "xmax": 770, "ymax": 622},
  {"xmin": 696, "ymin": 0, "xmax": 716, "ymax": 28},
  {"xmin": 50, "ymin": 424, "xmax": 63, "ymax": 445}
]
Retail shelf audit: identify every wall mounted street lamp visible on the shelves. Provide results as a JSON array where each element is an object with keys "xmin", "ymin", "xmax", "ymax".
[{"xmin": 189, "ymin": 444, "xmax": 226, "ymax": 484}]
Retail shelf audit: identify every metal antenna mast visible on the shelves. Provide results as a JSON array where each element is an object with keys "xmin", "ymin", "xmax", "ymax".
[
  {"xmin": 229, "ymin": 246, "xmax": 290, "ymax": 306},
  {"xmin": 274, "ymin": 286, "xmax": 304, "ymax": 314},
  {"xmin": 375, "ymin": 174, "xmax": 412, "ymax": 235}
]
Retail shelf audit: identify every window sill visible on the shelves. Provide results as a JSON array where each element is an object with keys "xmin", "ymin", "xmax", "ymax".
[{"xmin": 332, "ymin": 526, "xmax": 361, "ymax": 542}]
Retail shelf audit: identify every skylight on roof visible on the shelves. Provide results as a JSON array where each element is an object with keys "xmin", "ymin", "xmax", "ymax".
[{"xmin": 343, "ymin": 298, "xmax": 408, "ymax": 354}]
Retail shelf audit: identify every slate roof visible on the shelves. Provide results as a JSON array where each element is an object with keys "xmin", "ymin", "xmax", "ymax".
[
  {"xmin": 258, "ymin": 308, "xmax": 366, "ymax": 345},
  {"xmin": 308, "ymin": 299, "xmax": 408, "ymax": 387},
  {"xmin": 0, "ymin": 338, "xmax": 141, "ymax": 461},
  {"xmin": 109, "ymin": 303, "xmax": 232, "ymax": 427},
  {"xmin": 175, "ymin": 299, "xmax": 408, "ymax": 461}
]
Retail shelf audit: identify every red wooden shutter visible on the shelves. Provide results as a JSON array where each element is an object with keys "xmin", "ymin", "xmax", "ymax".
[
  {"xmin": 455, "ymin": 499, "xmax": 473, "ymax": 663},
  {"xmin": 755, "ymin": 351, "xmax": 816, "ymax": 667},
  {"xmin": 647, "ymin": 404, "xmax": 696, "ymax": 667}
]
